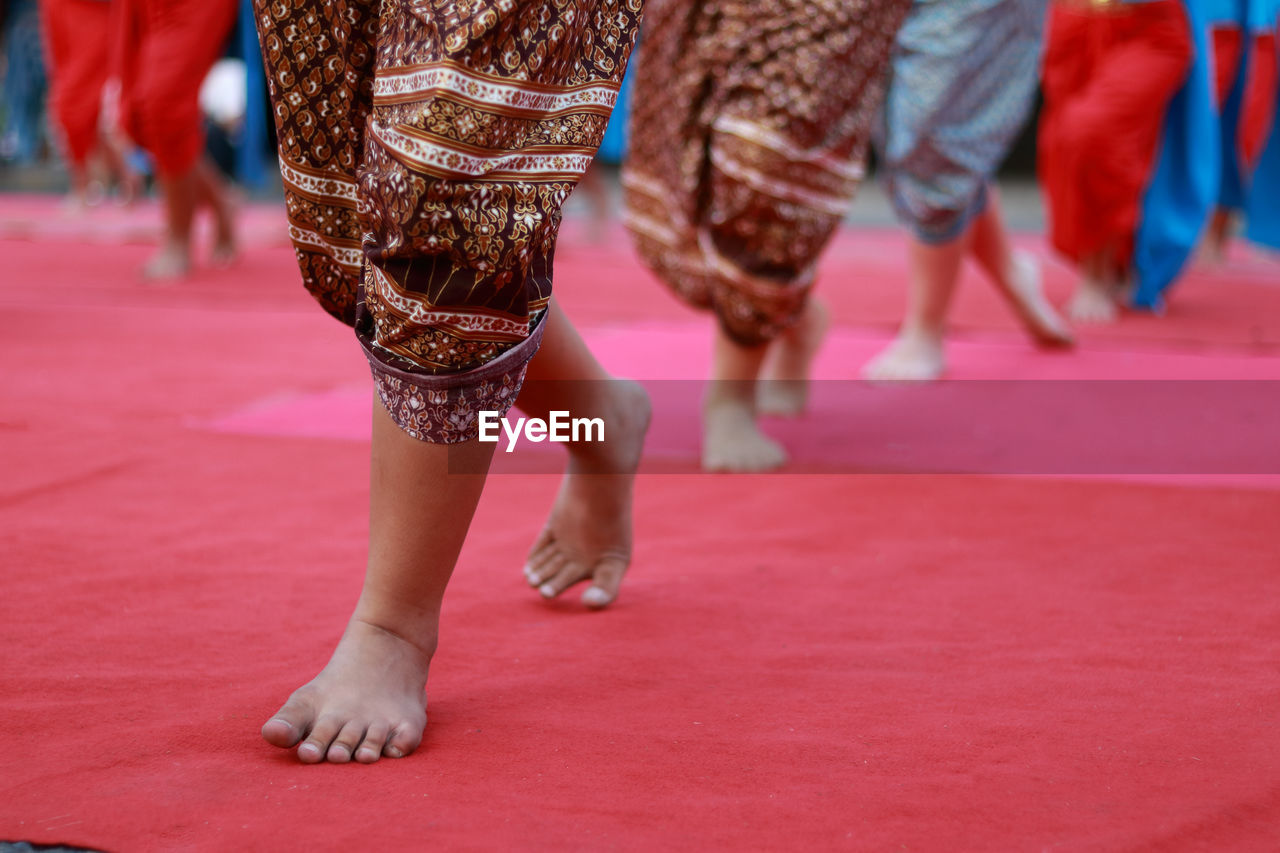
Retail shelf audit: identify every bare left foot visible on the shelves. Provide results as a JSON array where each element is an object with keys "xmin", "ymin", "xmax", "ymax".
[
  {"xmin": 998, "ymin": 251, "xmax": 1074, "ymax": 346},
  {"xmin": 757, "ymin": 300, "xmax": 830, "ymax": 416},
  {"xmin": 524, "ymin": 380, "xmax": 651, "ymax": 608}
]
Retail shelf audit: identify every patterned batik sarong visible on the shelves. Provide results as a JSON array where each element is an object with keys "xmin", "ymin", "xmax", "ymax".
[
  {"xmin": 877, "ymin": 0, "xmax": 1047, "ymax": 244},
  {"xmin": 622, "ymin": 0, "xmax": 910, "ymax": 346},
  {"xmin": 254, "ymin": 0, "xmax": 643, "ymax": 442}
]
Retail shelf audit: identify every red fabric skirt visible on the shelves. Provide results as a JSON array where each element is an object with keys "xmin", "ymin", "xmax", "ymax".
[
  {"xmin": 41, "ymin": 0, "xmax": 113, "ymax": 167},
  {"xmin": 1038, "ymin": 0, "xmax": 1193, "ymax": 269},
  {"xmin": 113, "ymin": 0, "xmax": 236, "ymax": 177}
]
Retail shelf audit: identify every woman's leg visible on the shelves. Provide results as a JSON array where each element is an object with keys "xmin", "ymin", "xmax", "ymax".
[{"xmin": 969, "ymin": 191, "xmax": 1073, "ymax": 345}]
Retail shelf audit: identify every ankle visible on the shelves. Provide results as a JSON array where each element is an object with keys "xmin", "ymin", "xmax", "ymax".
[
  {"xmin": 566, "ymin": 379, "xmax": 649, "ymax": 464},
  {"xmin": 704, "ymin": 380, "xmax": 756, "ymax": 413},
  {"xmin": 160, "ymin": 237, "xmax": 191, "ymax": 255},
  {"xmin": 898, "ymin": 322, "xmax": 944, "ymax": 345},
  {"xmin": 349, "ymin": 599, "xmax": 441, "ymax": 661}
]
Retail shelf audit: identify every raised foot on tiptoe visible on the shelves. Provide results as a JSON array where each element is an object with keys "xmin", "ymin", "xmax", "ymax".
[
  {"xmin": 701, "ymin": 393, "xmax": 787, "ymax": 473},
  {"xmin": 862, "ymin": 329, "xmax": 946, "ymax": 382},
  {"xmin": 1002, "ymin": 250, "xmax": 1074, "ymax": 347},
  {"xmin": 757, "ymin": 300, "xmax": 830, "ymax": 416},
  {"xmin": 261, "ymin": 617, "xmax": 432, "ymax": 764},
  {"xmin": 524, "ymin": 379, "xmax": 651, "ymax": 609}
]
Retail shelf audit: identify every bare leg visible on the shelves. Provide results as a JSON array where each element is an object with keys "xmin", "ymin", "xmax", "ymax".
[
  {"xmin": 519, "ymin": 300, "xmax": 651, "ymax": 608},
  {"xmin": 193, "ymin": 156, "xmax": 238, "ymax": 265},
  {"xmin": 261, "ymin": 402, "xmax": 496, "ymax": 763},
  {"xmin": 757, "ymin": 299, "xmax": 830, "ymax": 416},
  {"xmin": 98, "ymin": 131, "xmax": 142, "ymax": 205},
  {"xmin": 702, "ymin": 324, "xmax": 787, "ymax": 472},
  {"xmin": 1069, "ymin": 246, "xmax": 1121, "ymax": 324},
  {"xmin": 572, "ymin": 162, "xmax": 612, "ymax": 244},
  {"xmin": 969, "ymin": 192, "xmax": 1073, "ymax": 346},
  {"xmin": 1202, "ymin": 207, "xmax": 1232, "ymax": 265},
  {"xmin": 863, "ymin": 233, "xmax": 965, "ymax": 381},
  {"xmin": 144, "ymin": 168, "xmax": 198, "ymax": 280},
  {"xmin": 62, "ymin": 163, "xmax": 93, "ymax": 214},
  {"xmin": 97, "ymin": 99, "xmax": 143, "ymax": 205}
]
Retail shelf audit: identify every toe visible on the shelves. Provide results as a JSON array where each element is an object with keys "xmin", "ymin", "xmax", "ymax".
[
  {"xmin": 524, "ymin": 536, "xmax": 563, "ymax": 586},
  {"xmin": 526, "ymin": 526, "xmax": 553, "ymax": 558},
  {"xmin": 261, "ymin": 718, "xmax": 301, "ymax": 749},
  {"xmin": 262, "ymin": 696, "xmax": 314, "ymax": 748},
  {"xmin": 297, "ymin": 715, "xmax": 343, "ymax": 764},
  {"xmin": 385, "ymin": 722, "xmax": 424, "ymax": 759},
  {"xmin": 355, "ymin": 723, "xmax": 391, "ymax": 764},
  {"xmin": 582, "ymin": 555, "xmax": 628, "ymax": 609},
  {"xmin": 326, "ymin": 720, "xmax": 366, "ymax": 764},
  {"xmin": 540, "ymin": 560, "xmax": 589, "ymax": 599},
  {"xmin": 530, "ymin": 551, "xmax": 570, "ymax": 588}
]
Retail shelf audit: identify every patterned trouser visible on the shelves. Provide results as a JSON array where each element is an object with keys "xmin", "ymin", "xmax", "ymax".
[
  {"xmin": 118, "ymin": 0, "xmax": 238, "ymax": 177},
  {"xmin": 622, "ymin": 0, "xmax": 910, "ymax": 346},
  {"xmin": 255, "ymin": 0, "xmax": 643, "ymax": 442},
  {"xmin": 878, "ymin": 0, "xmax": 1046, "ymax": 244}
]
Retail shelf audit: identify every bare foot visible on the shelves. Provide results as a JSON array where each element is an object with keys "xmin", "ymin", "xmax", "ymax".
[
  {"xmin": 210, "ymin": 187, "xmax": 240, "ymax": 268},
  {"xmin": 61, "ymin": 191, "xmax": 91, "ymax": 216},
  {"xmin": 1200, "ymin": 236, "xmax": 1227, "ymax": 267},
  {"xmin": 701, "ymin": 392, "xmax": 787, "ymax": 472},
  {"xmin": 524, "ymin": 379, "xmax": 651, "ymax": 608},
  {"xmin": 863, "ymin": 327, "xmax": 946, "ymax": 382},
  {"xmin": 757, "ymin": 300, "xmax": 830, "ymax": 416},
  {"xmin": 1200, "ymin": 209, "xmax": 1232, "ymax": 266},
  {"xmin": 997, "ymin": 251, "xmax": 1074, "ymax": 346},
  {"xmin": 1068, "ymin": 277, "xmax": 1119, "ymax": 324},
  {"xmin": 261, "ymin": 617, "xmax": 432, "ymax": 764},
  {"xmin": 143, "ymin": 242, "xmax": 191, "ymax": 281},
  {"xmin": 210, "ymin": 236, "xmax": 238, "ymax": 268},
  {"xmin": 115, "ymin": 174, "xmax": 143, "ymax": 208}
]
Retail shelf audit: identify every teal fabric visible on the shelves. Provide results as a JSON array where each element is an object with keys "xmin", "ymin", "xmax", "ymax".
[{"xmin": 1131, "ymin": 0, "xmax": 1219, "ymax": 308}]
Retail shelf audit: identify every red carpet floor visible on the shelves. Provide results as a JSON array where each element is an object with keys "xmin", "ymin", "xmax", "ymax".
[{"xmin": 2, "ymin": 199, "xmax": 1279, "ymax": 850}]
